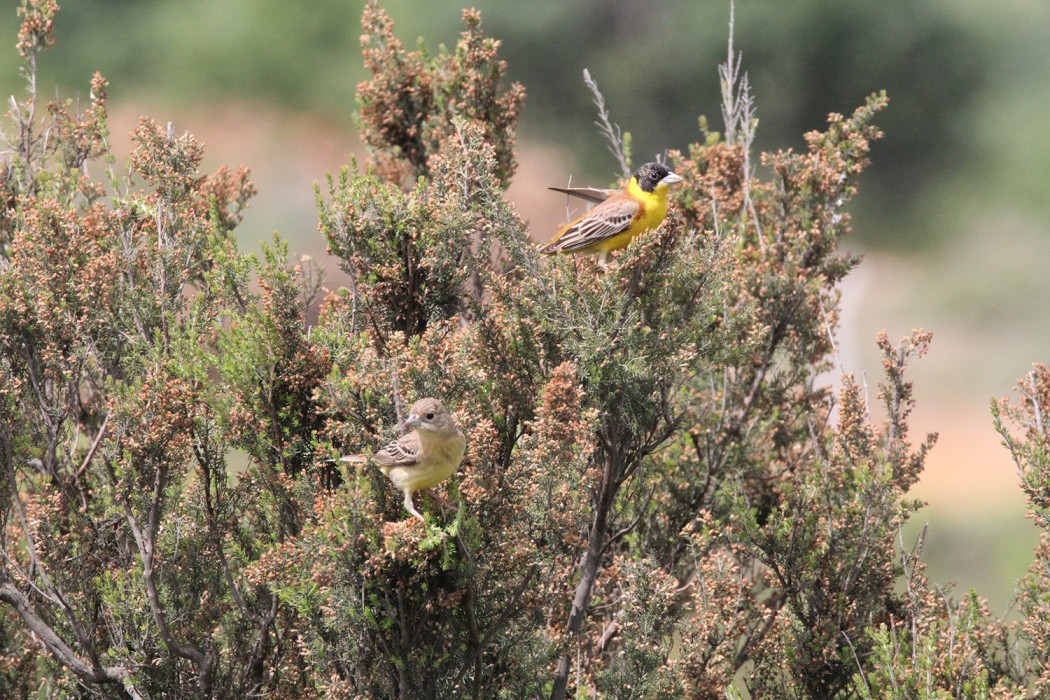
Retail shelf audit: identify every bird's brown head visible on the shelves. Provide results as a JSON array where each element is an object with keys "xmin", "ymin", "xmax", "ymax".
[
  {"xmin": 633, "ymin": 161, "xmax": 684, "ymax": 193},
  {"xmin": 404, "ymin": 397, "xmax": 459, "ymax": 435}
]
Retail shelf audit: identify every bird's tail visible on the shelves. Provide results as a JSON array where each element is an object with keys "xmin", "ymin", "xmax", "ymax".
[
  {"xmin": 339, "ymin": 454, "xmax": 367, "ymax": 464},
  {"xmin": 548, "ymin": 185, "xmax": 615, "ymax": 204}
]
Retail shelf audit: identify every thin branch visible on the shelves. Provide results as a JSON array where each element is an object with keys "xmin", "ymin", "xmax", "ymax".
[
  {"xmin": 733, "ymin": 590, "xmax": 784, "ymax": 671},
  {"xmin": 598, "ymin": 620, "xmax": 619, "ymax": 651},
  {"xmin": 76, "ymin": 410, "xmax": 109, "ymax": 478},
  {"xmin": 718, "ymin": 0, "xmax": 763, "ymax": 250},
  {"xmin": 194, "ymin": 434, "xmax": 270, "ymax": 628},
  {"xmin": 2, "ymin": 445, "xmax": 97, "ymax": 660},
  {"xmin": 0, "ymin": 581, "xmax": 137, "ymax": 695},
  {"xmin": 819, "ymin": 298, "xmax": 845, "ymax": 376},
  {"xmin": 1028, "ymin": 370, "xmax": 1044, "ymax": 435},
  {"xmin": 550, "ymin": 452, "xmax": 617, "ymax": 700},
  {"xmin": 582, "ymin": 69, "xmax": 630, "ymax": 179},
  {"xmin": 392, "ymin": 362, "xmax": 405, "ymax": 432},
  {"xmin": 603, "ymin": 484, "xmax": 656, "ymax": 553},
  {"xmin": 720, "ymin": 0, "xmax": 757, "ymax": 151},
  {"xmin": 108, "ymin": 454, "xmax": 213, "ymax": 694}
]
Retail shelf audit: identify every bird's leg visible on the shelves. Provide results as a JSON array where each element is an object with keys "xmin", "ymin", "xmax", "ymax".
[
  {"xmin": 403, "ymin": 490, "xmax": 425, "ymax": 522},
  {"xmin": 597, "ymin": 250, "xmax": 610, "ymax": 269}
]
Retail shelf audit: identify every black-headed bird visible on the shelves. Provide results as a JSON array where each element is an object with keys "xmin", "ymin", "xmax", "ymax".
[
  {"xmin": 541, "ymin": 161, "xmax": 684, "ymax": 265},
  {"xmin": 340, "ymin": 398, "xmax": 466, "ymax": 522}
]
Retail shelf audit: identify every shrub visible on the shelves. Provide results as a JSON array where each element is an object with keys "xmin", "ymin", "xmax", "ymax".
[{"xmin": 0, "ymin": 1, "xmax": 1039, "ymax": 698}]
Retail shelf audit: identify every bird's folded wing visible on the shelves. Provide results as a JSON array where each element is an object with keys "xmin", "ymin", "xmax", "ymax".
[
  {"xmin": 543, "ymin": 196, "xmax": 641, "ymax": 253},
  {"xmin": 548, "ymin": 186, "xmax": 616, "ymax": 204},
  {"xmin": 373, "ymin": 432, "xmax": 422, "ymax": 467}
]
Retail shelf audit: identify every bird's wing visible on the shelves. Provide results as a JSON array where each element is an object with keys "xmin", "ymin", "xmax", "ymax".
[
  {"xmin": 541, "ymin": 194, "xmax": 642, "ymax": 253},
  {"xmin": 547, "ymin": 186, "xmax": 616, "ymax": 204},
  {"xmin": 373, "ymin": 431, "xmax": 423, "ymax": 468}
]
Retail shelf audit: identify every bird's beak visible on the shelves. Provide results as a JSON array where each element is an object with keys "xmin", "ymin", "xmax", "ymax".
[
  {"xmin": 404, "ymin": 413, "xmax": 422, "ymax": 431},
  {"xmin": 663, "ymin": 171, "xmax": 684, "ymax": 186}
]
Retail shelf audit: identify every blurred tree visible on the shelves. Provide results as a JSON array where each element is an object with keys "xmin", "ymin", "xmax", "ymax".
[{"xmin": 0, "ymin": 0, "xmax": 1001, "ymax": 248}]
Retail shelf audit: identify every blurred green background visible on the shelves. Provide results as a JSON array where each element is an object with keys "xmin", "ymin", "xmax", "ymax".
[{"xmin": 4, "ymin": 0, "xmax": 1047, "ymax": 611}]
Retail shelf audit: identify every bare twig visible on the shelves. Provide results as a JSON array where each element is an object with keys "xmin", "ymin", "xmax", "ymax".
[
  {"xmin": 718, "ymin": 0, "xmax": 763, "ymax": 249},
  {"xmin": 76, "ymin": 411, "xmax": 109, "ymax": 478},
  {"xmin": 582, "ymin": 69, "xmax": 631, "ymax": 179},
  {"xmin": 1028, "ymin": 370, "xmax": 1044, "ymax": 435},
  {"xmin": 819, "ymin": 298, "xmax": 845, "ymax": 376},
  {"xmin": 719, "ymin": 0, "xmax": 756, "ymax": 150},
  {"xmin": 392, "ymin": 362, "xmax": 405, "ymax": 432}
]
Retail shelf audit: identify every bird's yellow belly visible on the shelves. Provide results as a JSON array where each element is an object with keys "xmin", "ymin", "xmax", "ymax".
[
  {"xmin": 384, "ymin": 461, "xmax": 459, "ymax": 492},
  {"xmin": 379, "ymin": 436, "xmax": 465, "ymax": 493},
  {"xmin": 586, "ymin": 229, "xmax": 639, "ymax": 253}
]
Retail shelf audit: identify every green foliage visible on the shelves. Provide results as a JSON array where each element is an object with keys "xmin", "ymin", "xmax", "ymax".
[{"xmin": 1, "ymin": 2, "xmax": 1048, "ymax": 699}]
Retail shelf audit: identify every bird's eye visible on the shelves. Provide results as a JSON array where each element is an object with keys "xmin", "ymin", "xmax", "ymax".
[{"xmin": 425, "ymin": 412, "xmax": 435, "ymax": 420}]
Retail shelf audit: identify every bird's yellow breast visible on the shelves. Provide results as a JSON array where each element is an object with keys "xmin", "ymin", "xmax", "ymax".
[
  {"xmin": 629, "ymin": 177, "xmax": 671, "ymax": 229},
  {"xmin": 590, "ymin": 178, "xmax": 670, "ymax": 254},
  {"xmin": 383, "ymin": 433, "xmax": 465, "ymax": 493}
]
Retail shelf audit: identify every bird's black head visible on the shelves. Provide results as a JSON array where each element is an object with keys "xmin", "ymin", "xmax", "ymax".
[{"xmin": 632, "ymin": 161, "xmax": 683, "ymax": 193}]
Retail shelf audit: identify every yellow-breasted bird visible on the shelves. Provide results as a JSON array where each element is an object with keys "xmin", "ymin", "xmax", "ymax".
[
  {"xmin": 340, "ymin": 398, "xmax": 465, "ymax": 522},
  {"xmin": 541, "ymin": 161, "xmax": 684, "ymax": 265}
]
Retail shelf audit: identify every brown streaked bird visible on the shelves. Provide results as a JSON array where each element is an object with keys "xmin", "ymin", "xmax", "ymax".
[
  {"xmin": 541, "ymin": 161, "xmax": 684, "ymax": 266},
  {"xmin": 340, "ymin": 398, "xmax": 465, "ymax": 522}
]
